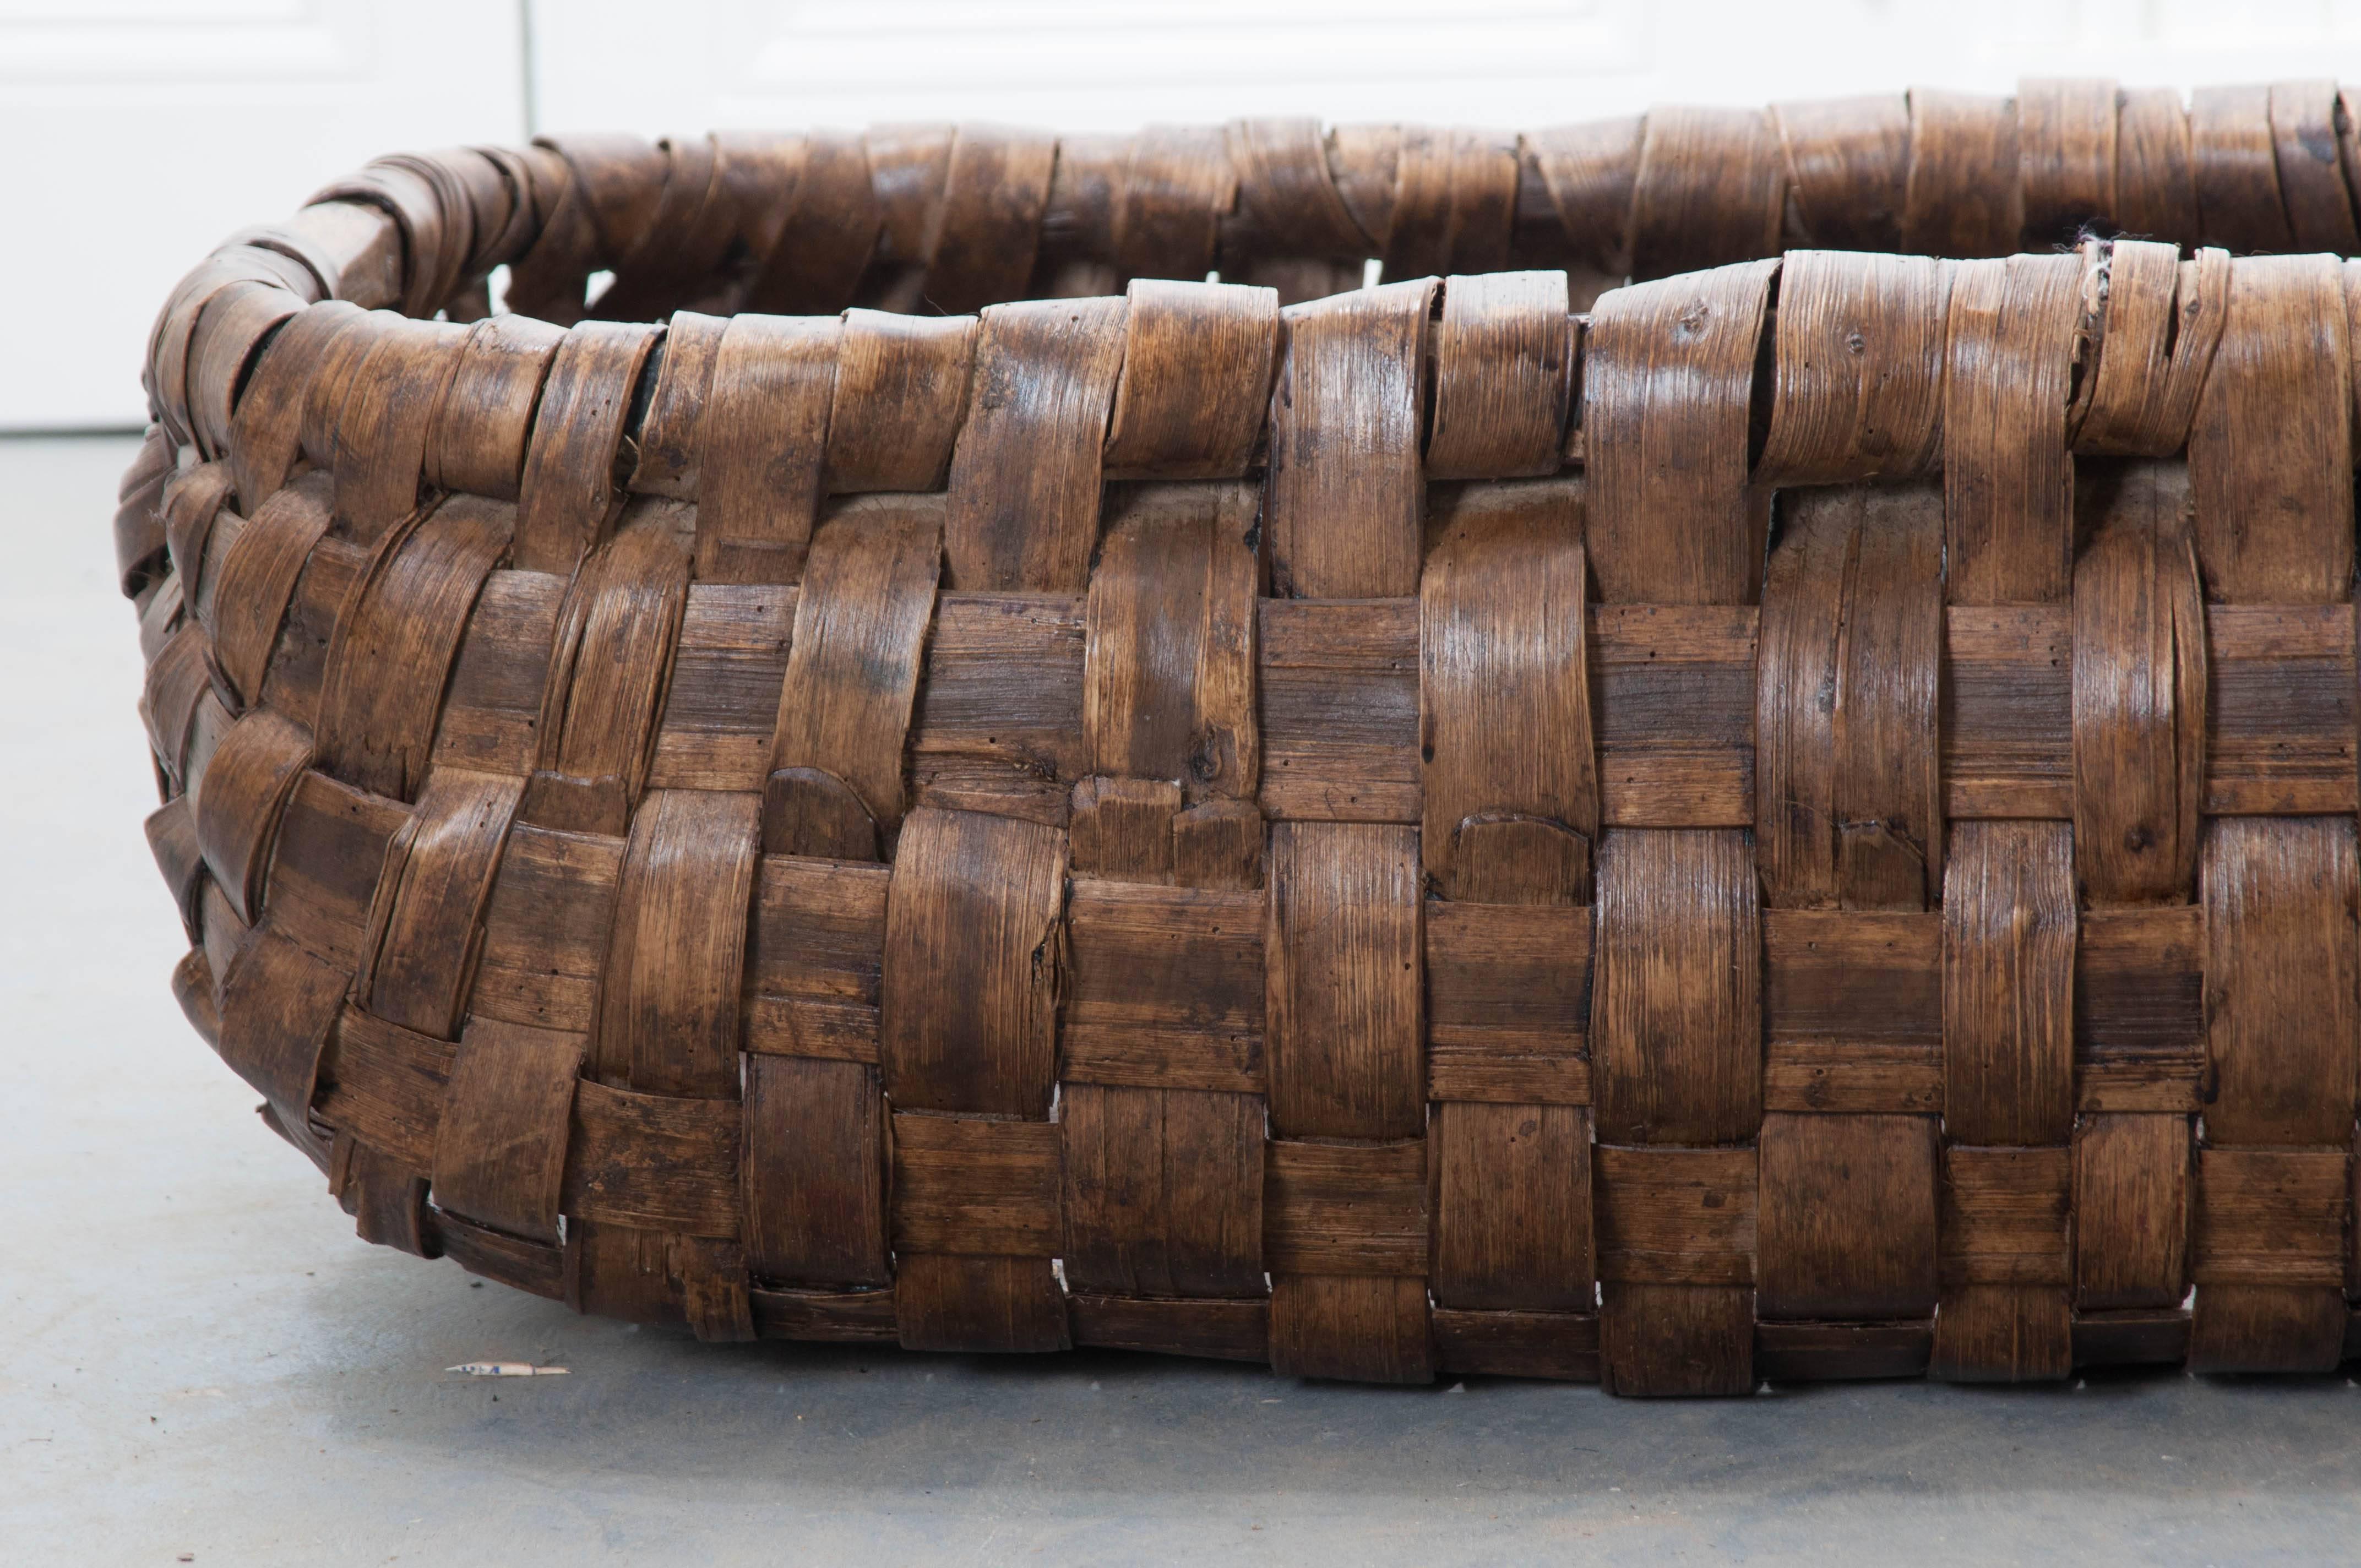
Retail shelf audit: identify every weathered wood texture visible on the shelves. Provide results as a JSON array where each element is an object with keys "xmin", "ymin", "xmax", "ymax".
[{"xmin": 130, "ymin": 86, "xmax": 2361, "ymax": 1388}]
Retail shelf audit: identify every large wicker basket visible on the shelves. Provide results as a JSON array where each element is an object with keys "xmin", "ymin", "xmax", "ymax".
[{"xmin": 126, "ymin": 81, "xmax": 2361, "ymax": 1394}]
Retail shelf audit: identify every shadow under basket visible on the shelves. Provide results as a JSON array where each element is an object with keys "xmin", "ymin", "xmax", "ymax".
[{"xmin": 126, "ymin": 80, "xmax": 2361, "ymax": 1393}]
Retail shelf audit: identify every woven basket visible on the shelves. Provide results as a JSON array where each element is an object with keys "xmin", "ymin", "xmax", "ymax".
[{"xmin": 126, "ymin": 81, "xmax": 2361, "ymax": 1395}]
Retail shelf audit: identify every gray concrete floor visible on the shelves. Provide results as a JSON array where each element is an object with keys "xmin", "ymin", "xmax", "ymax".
[{"xmin": 4, "ymin": 431, "xmax": 2358, "ymax": 1566}]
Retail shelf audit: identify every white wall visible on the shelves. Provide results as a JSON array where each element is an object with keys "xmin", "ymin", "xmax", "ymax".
[
  {"xmin": 0, "ymin": 0, "xmax": 526, "ymax": 430},
  {"xmin": 11, "ymin": 0, "xmax": 2361, "ymax": 429},
  {"xmin": 527, "ymin": 0, "xmax": 2361, "ymax": 133}
]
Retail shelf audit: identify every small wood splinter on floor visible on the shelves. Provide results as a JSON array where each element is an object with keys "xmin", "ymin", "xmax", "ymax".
[{"xmin": 444, "ymin": 1363, "xmax": 570, "ymax": 1377}]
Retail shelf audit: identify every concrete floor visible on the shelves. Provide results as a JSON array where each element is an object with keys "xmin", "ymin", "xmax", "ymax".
[{"xmin": 5, "ymin": 431, "xmax": 2359, "ymax": 1565}]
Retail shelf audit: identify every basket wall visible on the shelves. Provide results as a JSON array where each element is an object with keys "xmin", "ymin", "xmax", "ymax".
[{"xmin": 122, "ymin": 81, "xmax": 2361, "ymax": 1392}]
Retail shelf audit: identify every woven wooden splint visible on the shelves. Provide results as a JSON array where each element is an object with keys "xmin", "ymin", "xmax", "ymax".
[{"xmin": 124, "ymin": 81, "xmax": 2361, "ymax": 1393}]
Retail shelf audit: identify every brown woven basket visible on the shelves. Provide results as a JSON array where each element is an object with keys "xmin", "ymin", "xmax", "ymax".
[{"xmin": 126, "ymin": 81, "xmax": 2361, "ymax": 1395}]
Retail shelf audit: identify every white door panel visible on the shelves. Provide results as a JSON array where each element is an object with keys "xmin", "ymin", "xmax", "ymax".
[{"xmin": 0, "ymin": 0, "xmax": 525, "ymax": 430}]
